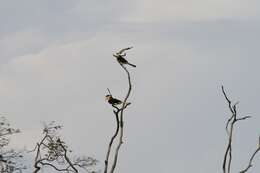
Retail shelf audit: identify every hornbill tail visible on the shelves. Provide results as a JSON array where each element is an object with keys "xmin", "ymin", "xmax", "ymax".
[{"xmin": 128, "ymin": 63, "xmax": 136, "ymax": 67}]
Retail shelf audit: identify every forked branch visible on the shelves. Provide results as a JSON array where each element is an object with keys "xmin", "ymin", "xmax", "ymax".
[
  {"xmin": 222, "ymin": 86, "xmax": 251, "ymax": 173},
  {"xmin": 240, "ymin": 136, "xmax": 260, "ymax": 173}
]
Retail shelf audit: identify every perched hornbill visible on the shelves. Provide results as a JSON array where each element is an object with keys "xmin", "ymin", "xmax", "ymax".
[{"xmin": 105, "ymin": 95, "xmax": 122, "ymax": 105}]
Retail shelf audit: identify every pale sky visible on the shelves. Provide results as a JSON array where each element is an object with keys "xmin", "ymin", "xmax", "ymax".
[{"xmin": 0, "ymin": 0, "xmax": 260, "ymax": 172}]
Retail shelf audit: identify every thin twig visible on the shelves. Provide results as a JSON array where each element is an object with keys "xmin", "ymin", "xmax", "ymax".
[
  {"xmin": 236, "ymin": 116, "xmax": 251, "ymax": 122},
  {"xmin": 221, "ymin": 86, "xmax": 234, "ymax": 114},
  {"xmin": 240, "ymin": 146, "xmax": 260, "ymax": 173}
]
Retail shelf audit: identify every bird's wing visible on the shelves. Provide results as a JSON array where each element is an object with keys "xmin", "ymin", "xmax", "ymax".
[
  {"xmin": 114, "ymin": 98, "xmax": 122, "ymax": 104},
  {"xmin": 117, "ymin": 47, "xmax": 133, "ymax": 54}
]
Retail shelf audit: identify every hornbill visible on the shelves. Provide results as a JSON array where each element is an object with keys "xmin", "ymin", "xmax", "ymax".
[
  {"xmin": 114, "ymin": 54, "xmax": 136, "ymax": 67},
  {"xmin": 113, "ymin": 47, "xmax": 136, "ymax": 67},
  {"xmin": 105, "ymin": 95, "xmax": 122, "ymax": 105}
]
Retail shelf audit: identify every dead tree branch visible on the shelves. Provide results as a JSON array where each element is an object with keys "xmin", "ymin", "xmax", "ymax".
[
  {"xmin": 240, "ymin": 136, "xmax": 260, "ymax": 173},
  {"xmin": 109, "ymin": 63, "xmax": 132, "ymax": 173},
  {"xmin": 104, "ymin": 105, "xmax": 120, "ymax": 173},
  {"xmin": 222, "ymin": 86, "xmax": 251, "ymax": 173}
]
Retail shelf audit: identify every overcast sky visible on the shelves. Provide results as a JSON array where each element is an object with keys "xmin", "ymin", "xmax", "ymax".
[{"xmin": 0, "ymin": 0, "xmax": 260, "ymax": 172}]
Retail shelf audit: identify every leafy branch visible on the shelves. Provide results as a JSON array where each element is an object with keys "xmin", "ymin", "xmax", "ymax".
[
  {"xmin": 30, "ymin": 121, "xmax": 97, "ymax": 173},
  {"xmin": 0, "ymin": 116, "xmax": 25, "ymax": 173}
]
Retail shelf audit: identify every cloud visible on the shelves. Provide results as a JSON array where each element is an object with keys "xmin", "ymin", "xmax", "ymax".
[
  {"xmin": 0, "ymin": 0, "xmax": 132, "ymax": 39},
  {"xmin": 0, "ymin": 30, "xmax": 51, "ymax": 64},
  {"xmin": 0, "ymin": 0, "xmax": 78, "ymax": 36},
  {"xmin": 122, "ymin": 0, "xmax": 260, "ymax": 22}
]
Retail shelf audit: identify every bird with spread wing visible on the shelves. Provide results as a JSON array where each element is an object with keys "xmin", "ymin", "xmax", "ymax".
[{"xmin": 113, "ymin": 47, "xmax": 136, "ymax": 67}]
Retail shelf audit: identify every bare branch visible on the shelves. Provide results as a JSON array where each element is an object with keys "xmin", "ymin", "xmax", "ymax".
[
  {"xmin": 104, "ymin": 109, "xmax": 120, "ymax": 173},
  {"xmin": 59, "ymin": 140, "xmax": 78, "ymax": 173},
  {"xmin": 109, "ymin": 62, "xmax": 132, "ymax": 173},
  {"xmin": 240, "ymin": 143, "xmax": 260, "ymax": 173},
  {"xmin": 222, "ymin": 86, "xmax": 257, "ymax": 173},
  {"xmin": 222, "ymin": 86, "xmax": 236, "ymax": 173},
  {"xmin": 222, "ymin": 86, "xmax": 247, "ymax": 173},
  {"xmin": 221, "ymin": 86, "xmax": 234, "ymax": 115},
  {"xmin": 259, "ymin": 136, "xmax": 260, "ymax": 146},
  {"xmin": 236, "ymin": 116, "xmax": 251, "ymax": 122},
  {"xmin": 225, "ymin": 115, "xmax": 234, "ymax": 134}
]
